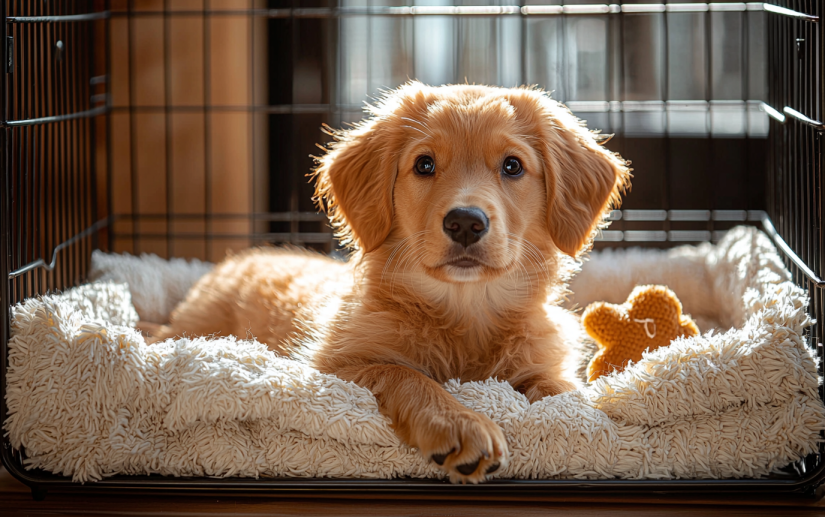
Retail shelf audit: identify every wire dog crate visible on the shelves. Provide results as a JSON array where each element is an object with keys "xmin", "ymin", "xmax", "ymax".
[{"xmin": 1, "ymin": 0, "xmax": 824, "ymax": 500}]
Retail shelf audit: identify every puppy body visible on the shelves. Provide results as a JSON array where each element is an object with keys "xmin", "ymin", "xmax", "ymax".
[
  {"xmin": 158, "ymin": 83, "xmax": 629, "ymax": 483},
  {"xmin": 159, "ymin": 248, "xmax": 352, "ymax": 356},
  {"xmin": 311, "ymin": 246, "xmax": 582, "ymax": 394}
]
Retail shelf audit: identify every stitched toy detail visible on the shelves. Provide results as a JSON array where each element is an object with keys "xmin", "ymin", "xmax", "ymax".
[
  {"xmin": 632, "ymin": 318, "xmax": 657, "ymax": 338},
  {"xmin": 583, "ymin": 285, "xmax": 699, "ymax": 381}
]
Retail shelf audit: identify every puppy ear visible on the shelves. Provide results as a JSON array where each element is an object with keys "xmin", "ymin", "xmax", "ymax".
[
  {"xmin": 514, "ymin": 91, "xmax": 630, "ymax": 257},
  {"xmin": 546, "ymin": 127, "xmax": 630, "ymax": 257},
  {"xmin": 313, "ymin": 110, "xmax": 401, "ymax": 253}
]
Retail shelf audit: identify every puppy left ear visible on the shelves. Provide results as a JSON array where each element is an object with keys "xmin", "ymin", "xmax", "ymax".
[
  {"xmin": 313, "ymin": 115, "xmax": 400, "ymax": 253},
  {"xmin": 544, "ymin": 136, "xmax": 629, "ymax": 257},
  {"xmin": 534, "ymin": 99, "xmax": 630, "ymax": 257}
]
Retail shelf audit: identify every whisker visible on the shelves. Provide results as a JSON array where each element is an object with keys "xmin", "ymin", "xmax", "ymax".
[
  {"xmin": 392, "ymin": 246, "xmax": 427, "ymax": 298},
  {"xmin": 381, "ymin": 231, "xmax": 429, "ymax": 285},
  {"xmin": 504, "ymin": 241, "xmax": 534, "ymax": 297},
  {"xmin": 388, "ymin": 242, "xmax": 419, "ymax": 295},
  {"xmin": 390, "ymin": 239, "xmax": 429, "ymax": 296},
  {"xmin": 520, "ymin": 244, "xmax": 549, "ymax": 286},
  {"xmin": 522, "ymin": 240, "xmax": 550, "ymax": 275},
  {"xmin": 402, "ymin": 125, "xmax": 430, "ymax": 138},
  {"xmin": 382, "ymin": 240, "xmax": 416, "ymax": 287},
  {"xmin": 508, "ymin": 233, "xmax": 552, "ymax": 285},
  {"xmin": 511, "ymin": 240, "xmax": 547, "ymax": 298},
  {"xmin": 382, "ymin": 236, "xmax": 414, "ymax": 280},
  {"xmin": 515, "ymin": 258, "xmax": 534, "ymax": 296},
  {"xmin": 396, "ymin": 241, "xmax": 427, "ymax": 279},
  {"xmin": 407, "ymin": 250, "xmax": 433, "ymax": 294},
  {"xmin": 400, "ymin": 116, "xmax": 432, "ymax": 132}
]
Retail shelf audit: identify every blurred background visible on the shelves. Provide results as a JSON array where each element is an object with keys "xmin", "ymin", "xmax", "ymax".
[{"xmin": 104, "ymin": 0, "xmax": 769, "ymax": 261}]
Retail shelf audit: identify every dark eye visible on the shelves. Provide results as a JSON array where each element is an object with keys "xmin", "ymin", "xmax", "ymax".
[
  {"xmin": 502, "ymin": 156, "xmax": 523, "ymax": 177},
  {"xmin": 415, "ymin": 155, "xmax": 435, "ymax": 176}
]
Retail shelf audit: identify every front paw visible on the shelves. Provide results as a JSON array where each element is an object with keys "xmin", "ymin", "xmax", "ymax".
[{"xmin": 417, "ymin": 409, "xmax": 509, "ymax": 484}]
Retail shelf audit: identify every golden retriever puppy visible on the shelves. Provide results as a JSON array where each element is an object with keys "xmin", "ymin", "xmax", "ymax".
[{"xmin": 154, "ymin": 82, "xmax": 630, "ymax": 483}]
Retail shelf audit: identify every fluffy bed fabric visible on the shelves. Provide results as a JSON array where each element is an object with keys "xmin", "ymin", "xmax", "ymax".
[{"xmin": 4, "ymin": 226, "xmax": 825, "ymax": 483}]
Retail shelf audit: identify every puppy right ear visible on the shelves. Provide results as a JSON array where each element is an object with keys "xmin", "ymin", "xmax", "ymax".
[
  {"xmin": 314, "ymin": 116, "xmax": 399, "ymax": 253},
  {"xmin": 505, "ymin": 88, "xmax": 630, "ymax": 258},
  {"xmin": 314, "ymin": 84, "xmax": 430, "ymax": 253}
]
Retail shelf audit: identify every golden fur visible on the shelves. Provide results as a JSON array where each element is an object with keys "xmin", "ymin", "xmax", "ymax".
[{"xmin": 153, "ymin": 82, "xmax": 630, "ymax": 483}]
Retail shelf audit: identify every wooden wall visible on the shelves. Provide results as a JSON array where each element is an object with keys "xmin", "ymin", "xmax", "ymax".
[{"xmin": 105, "ymin": 0, "xmax": 269, "ymax": 261}]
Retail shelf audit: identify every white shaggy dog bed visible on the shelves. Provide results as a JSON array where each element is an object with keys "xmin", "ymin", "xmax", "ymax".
[{"xmin": 4, "ymin": 226, "xmax": 825, "ymax": 483}]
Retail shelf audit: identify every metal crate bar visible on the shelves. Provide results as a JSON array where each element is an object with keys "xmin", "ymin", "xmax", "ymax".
[
  {"xmin": 8, "ymin": 217, "xmax": 109, "ymax": 279},
  {"xmin": 766, "ymin": 0, "xmax": 825, "ymax": 487},
  {"xmin": 6, "ymin": 12, "xmax": 110, "ymax": 23},
  {"xmin": 763, "ymin": 2, "xmax": 819, "ymax": 21},
  {"xmin": 1, "ymin": 0, "xmax": 108, "ymax": 498},
  {"xmin": 784, "ymin": 106, "xmax": 825, "ymax": 130},
  {"xmin": 96, "ymin": 3, "xmax": 768, "ymax": 18},
  {"xmin": 3, "ymin": 105, "xmax": 106, "ymax": 127}
]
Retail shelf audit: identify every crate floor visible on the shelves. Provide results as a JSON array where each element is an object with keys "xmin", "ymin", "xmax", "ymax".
[{"xmin": 2, "ymin": 467, "xmax": 824, "ymax": 516}]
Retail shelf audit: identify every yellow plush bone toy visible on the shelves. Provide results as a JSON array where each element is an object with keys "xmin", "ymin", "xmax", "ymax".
[{"xmin": 583, "ymin": 285, "xmax": 699, "ymax": 382}]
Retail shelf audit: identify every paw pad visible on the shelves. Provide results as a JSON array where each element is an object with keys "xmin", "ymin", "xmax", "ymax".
[
  {"xmin": 456, "ymin": 458, "xmax": 481, "ymax": 476},
  {"xmin": 430, "ymin": 448, "xmax": 454, "ymax": 466}
]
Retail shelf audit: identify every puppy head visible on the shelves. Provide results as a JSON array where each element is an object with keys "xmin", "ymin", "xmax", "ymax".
[{"xmin": 314, "ymin": 82, "xmax": 630, "ymax": 284}]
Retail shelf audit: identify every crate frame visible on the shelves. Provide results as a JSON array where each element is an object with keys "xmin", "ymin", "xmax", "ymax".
[{"xmin": 2, "ymin": 0, "xmax": 825, "ymax": 500}]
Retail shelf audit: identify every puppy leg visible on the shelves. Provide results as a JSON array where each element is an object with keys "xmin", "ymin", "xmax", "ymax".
[
  {"xmin": 341, "ymin": 364, "xmax": 509, "ymax": 484},
  {"xmin": 135, "ymin": 321, "xmax": 163, "ymax": 337},
  {"xmin": 517, "ymin": 375, "xmax": 579, "ymax": 403},
  {"xmin": 138, "ymin": 322, "xmax": 177, "ymax": 344}
]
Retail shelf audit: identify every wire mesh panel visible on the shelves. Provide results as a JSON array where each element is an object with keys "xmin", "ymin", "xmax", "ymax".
[
  {"xmin": 334, "ymin": 1, "xmax": 768, "ymax": 137},
  {"xmin": 766, "ymin": 0, "xmax": 825, "ymax": 445},
  {"xmin": 105, "ymin": 0, "xmax": 335, "ymax": 262},
  {"xmin": 1, "ymin": 0, "xmax": 107, "ymax": 304},
  {"xmin": 0, "ymin": 0, "xmax": 108, "ymax": 485},
  {"xmin": 332, "ymin": 1, "xmax": 771, "ymax": 247},
  {"xmin": 102, "ymin": 1, "xmax": 773, "ymax": 262},
  {"xmin": 0, "ymin": 4, "xmax": 107, "ymax": 330}
]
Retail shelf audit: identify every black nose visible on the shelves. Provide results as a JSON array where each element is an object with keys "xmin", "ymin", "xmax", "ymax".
[{"xmin": 443, "ymin": 207, "xmax": 489, "ymax": 247}]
